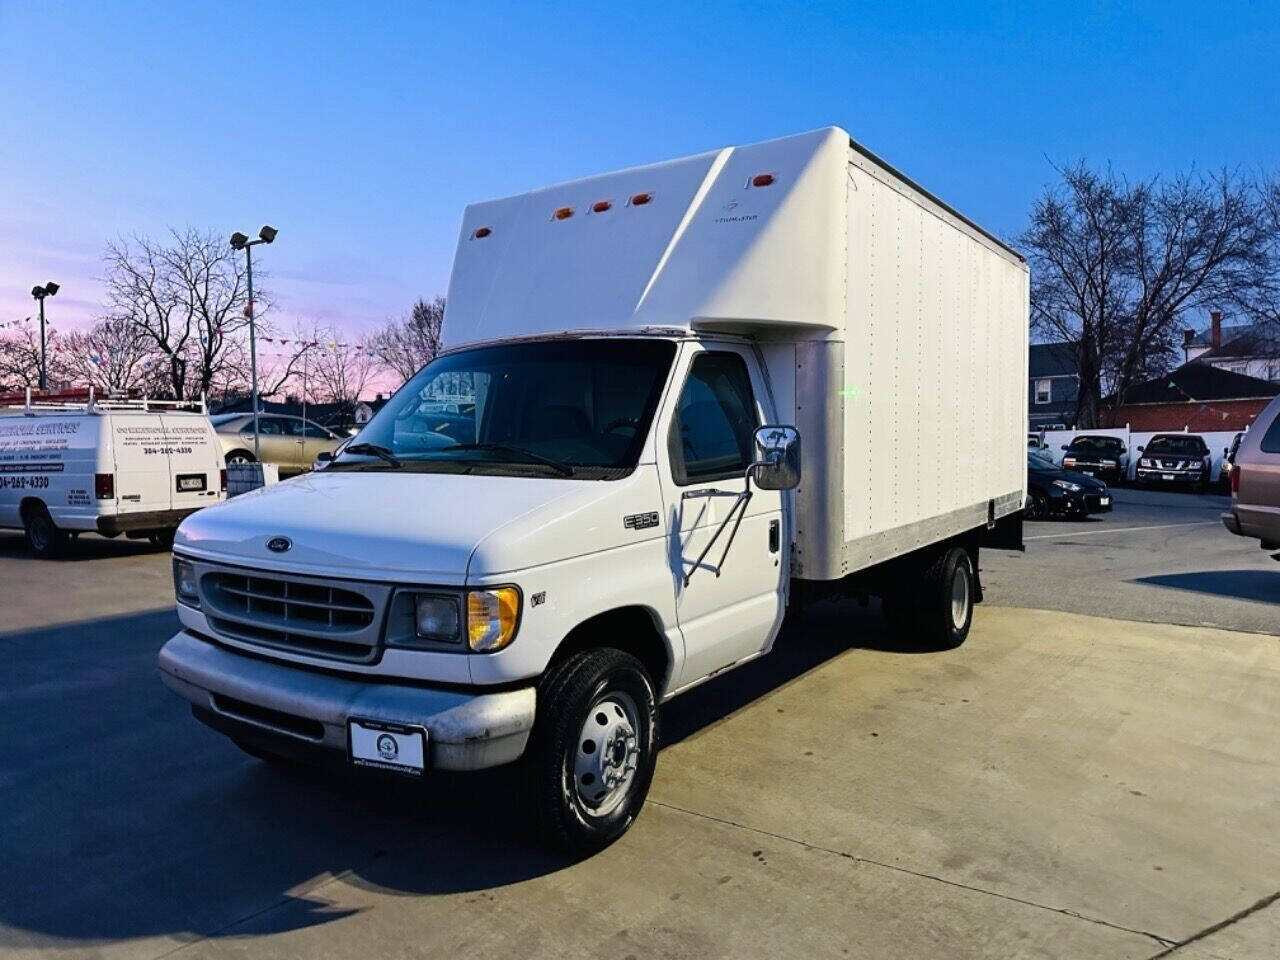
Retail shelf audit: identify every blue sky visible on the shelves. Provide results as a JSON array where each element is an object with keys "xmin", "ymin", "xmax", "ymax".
[{"xmin": 2, "ymin": 0, "xmax": 1277, "ymax": 337}]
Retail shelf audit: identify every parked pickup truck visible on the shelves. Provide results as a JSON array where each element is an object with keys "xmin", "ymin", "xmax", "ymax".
[{"xmin": 158, "ymin": 127, "xmax": 1029, "ymax": 852}]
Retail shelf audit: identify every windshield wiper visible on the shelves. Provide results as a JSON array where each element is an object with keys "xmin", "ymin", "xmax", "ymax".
[
  {"xmin": 441, "ymin": 442, "xmax": 575, "ymax": 477},
  {"xmin": 342, "ymin": 442, "xmax": 402, "ymax": 468}
]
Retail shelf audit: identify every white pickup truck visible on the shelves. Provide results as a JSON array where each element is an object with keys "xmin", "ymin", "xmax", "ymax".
[{"xmin": 159, "ymin": 127, "xmax": 1028, "ymax": 852}]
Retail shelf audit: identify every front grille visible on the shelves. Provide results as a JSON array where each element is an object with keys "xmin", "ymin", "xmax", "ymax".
[{"xmin": 199, "ymin": 568, "xmax": 388, "ymax": 663}]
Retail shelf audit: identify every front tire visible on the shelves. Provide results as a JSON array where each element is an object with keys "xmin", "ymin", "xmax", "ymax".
[
  {"xmin": 225, "ymin": 450, "xmax": 255, "ymax": 465},
  {"xmin": 523, "ymin": 648, "xmax": 658, "ymax": 854},
  {"xmin": 24, "ymin": 505, "xmax": 67, "ymax": 559},
  {"xmin": 1026, "ymin": 491, "xmax": 1048, "ymax": 521}
]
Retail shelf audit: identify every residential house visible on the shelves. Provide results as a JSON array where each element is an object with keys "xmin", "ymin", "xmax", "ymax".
[
  {"xmin": 1101, "ymin": 362, "xmax": 1278, "ymax": 432},
  {"xmin": 1029, "ymin": 342, "xmax": 1079, "ymax": 429},
  {"xmin": 1183, "ymin": 310, "xmax": 1280, "ymax": 383}
]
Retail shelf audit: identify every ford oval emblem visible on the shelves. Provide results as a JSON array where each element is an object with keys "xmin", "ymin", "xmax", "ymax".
[{"xmin": 266, "ymin": 536, "xmax": 292, "ymax": 553}]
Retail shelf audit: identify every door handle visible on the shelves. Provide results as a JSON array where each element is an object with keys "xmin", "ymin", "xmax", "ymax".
[{"xmin": 769, "ymin": 520, "xmax": 780, "ymax": 554}]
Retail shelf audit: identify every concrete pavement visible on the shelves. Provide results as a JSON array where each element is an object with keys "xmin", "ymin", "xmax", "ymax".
[{"xmin": 2, "ymin": 490, "xmax": 1279, "ymax": 959}]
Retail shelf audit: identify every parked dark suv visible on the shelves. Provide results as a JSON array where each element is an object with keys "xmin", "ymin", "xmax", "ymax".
[
  {"xmin": 1060, "ymin": 434, "xmax": 1128, "ymax": 484},
  {"xmin": 1134, "ymin": 434, "xmax": 1212, "ymax": 492},
  {"xmin": 1222, "ymin": 396, "xmax": 1280, "ymax": 557}
]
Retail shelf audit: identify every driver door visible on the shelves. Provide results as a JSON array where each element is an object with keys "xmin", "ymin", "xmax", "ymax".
[{"xmin": 659, "ymin": 345, "xmax": 787, "ymax": 689}]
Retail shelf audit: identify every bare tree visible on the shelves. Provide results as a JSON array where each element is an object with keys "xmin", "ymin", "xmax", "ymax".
[
  {"xmin": 310, "ymin": 334, "xmax": 376, "ymax": 415},
  {"xmin": 1021, "ymin": 164, "xmax": 1274, "ymax": 426},
  {"xmin": 0, "ymin": 326, "xmax": 73, "ymax": 392},
  {"xmin": 1020, "ymin": 164, "xmax": 1133, "ymax": 426},
  {"xmin": 59, "ymin": 317, "xmax": 162, "ymax": 394},
  {"xmin": 102, "ymin": 228, "xmax": 261, "ymax": 400},
  {"xmin": 371, "ymin": 296, "xmax": 444, "ymax": 383}
]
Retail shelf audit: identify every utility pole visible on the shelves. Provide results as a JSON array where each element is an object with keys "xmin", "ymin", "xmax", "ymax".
[
  {"xmin": 30, "ymin": 282, "xmax": 59, "ymax": 391},
  {"xmin": 229, "ymin": 227, "xmax": 277, "ymax": 460}
]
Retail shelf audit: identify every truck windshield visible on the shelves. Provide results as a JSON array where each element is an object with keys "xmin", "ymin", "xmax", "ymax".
[{"xmin": 333, "ymin": 339, "xmax": 677, "ymax": 479}]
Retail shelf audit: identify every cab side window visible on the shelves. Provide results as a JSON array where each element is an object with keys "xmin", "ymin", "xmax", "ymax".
[{"xmin": 669, "ymin": 352, "xmax": 758, "ymax": 485}]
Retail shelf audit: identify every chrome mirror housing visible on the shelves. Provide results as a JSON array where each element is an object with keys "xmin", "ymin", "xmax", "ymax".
[{"xmin": 750, "ymin": 425, "xmax": 801, "ymax": 490}]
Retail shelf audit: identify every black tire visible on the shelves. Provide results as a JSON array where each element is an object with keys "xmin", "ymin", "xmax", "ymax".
[
  {"xmin": 149, "ymin": 528, "xmax": 177, "ymax": 550},
  {"xmin": 522, "ymin": 648, "xmax": 658, "ymax": 854},
  {"xmin": 1026, "ymin": 491, "xmax": 1048, "ymax": 521},
  {"xmin": 24, "ymin": 504, "xmax": 67, "ymax": 559},
  {"xmin": 915, "ymin": 547, "xmax": 975, "ymax": 650},
  {"xmin": 225, "ymin": 450, "xmax": 255, "ymax": 464}
]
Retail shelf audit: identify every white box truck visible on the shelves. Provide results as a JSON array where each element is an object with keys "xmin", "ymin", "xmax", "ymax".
[
  {"xmin": 0, "ymin": 395, "xmax": 227, "ymax": 556},
  {"xmin": 158, "ymin": 127, "xmax": 1028, "ymax": 851}
]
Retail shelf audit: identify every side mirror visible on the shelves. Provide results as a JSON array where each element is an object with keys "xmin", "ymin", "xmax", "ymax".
[
  {"xmin": 1119, "ymin": 445, "xmax": 1127, "ymax": 454},
  {"xmin": 1137, "ymin": 445, "xmax": 1145, "ymax": 453},
  {"xmin": 750, "ymin": 425, "xmax": 801, "ymax": 491},
  {"xmin": 1060, "ymin": 444, "xmax": 1069, "ymax": 450},
  {"xmin": 316, "ymin": 451, "xmax": 334, "ymax": 463}
]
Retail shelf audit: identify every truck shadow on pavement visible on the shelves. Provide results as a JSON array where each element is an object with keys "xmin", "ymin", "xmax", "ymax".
[
  {"xmin": 1133, "ymin": 569, "xmax": 1280, "ymax": 604},
  {"xmin": 0, "ymin": 529, "xmax": 163, "ymax": 560},
  {"xmin": 0, "ymin": 601, "xmax": 914, "ymax": 947}
]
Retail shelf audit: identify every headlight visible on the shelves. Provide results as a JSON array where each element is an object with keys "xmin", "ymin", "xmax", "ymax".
[
  {"xmin": 173, "ymin": 558, "xmax": 199, "ymax": 607},
  {"xmin": 1062, "ymin": 457, "xmax": 1076, "ymax": 466},
  {"xmin": 1102, "ymin": 459, "xmax": 1117, "ymax": 467},
  {"xmin": 414, "ymin": 594, "xmax": 461, "ymax": 642},
  {"xmin": 467, "ymin": 587, "xmax": 521, "ymax": 652},
  {"xmin": 1052, "ymin": 479, "xmax": 1082, "ymax": 492},
  {"xmin": 1139, "ymin": 458, "xmax": 1153, "ymax": 467}
]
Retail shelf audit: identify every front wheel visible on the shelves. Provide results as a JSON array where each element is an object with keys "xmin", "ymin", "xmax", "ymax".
[
  {"xmin": 1026, "ymin": 491, "xmax": 1048, "ymax": 521},
  {"xmin": 225, "ymin": 450, "xmax": 255, "ymax": 465},
  {"xmin": 522, "ymin": 648, "xmax": 658, "ymax": 854}
]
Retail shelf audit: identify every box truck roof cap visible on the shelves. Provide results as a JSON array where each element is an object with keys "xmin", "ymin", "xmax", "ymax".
[{"xmin": 443, "ymin": 126, "xmax": 1023, "ymax": 349}]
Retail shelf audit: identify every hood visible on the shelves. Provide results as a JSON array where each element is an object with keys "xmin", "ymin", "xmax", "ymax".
[
  {"xmin": 175, "ymin": 468, "xmax": 665, "ymax": 583},
  {"xmin": 1033, "ymin": 467, "xmax": 1106, "ymax": 491}
]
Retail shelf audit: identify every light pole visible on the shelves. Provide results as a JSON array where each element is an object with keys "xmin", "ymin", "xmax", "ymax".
[
  {"xmin": 30, "ymin": 281, "xmax": 59, "ymax": 391},
  {"xmin": 229, "ymin": 226, "xmax": 277, "ymax": 460}
]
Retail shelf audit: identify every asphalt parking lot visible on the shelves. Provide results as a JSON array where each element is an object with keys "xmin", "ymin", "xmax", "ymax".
[{"xmin": 2, "ymin": 486, "xmax": 1278, "ymax": 960}]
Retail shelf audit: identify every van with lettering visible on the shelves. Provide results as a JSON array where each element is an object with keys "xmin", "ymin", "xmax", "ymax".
[
  {"xmin": 0, "ymin": 395, "xmax": 226, "ymax": 556},
  {"xmin": 159, "ymin": 127, "xmax": 1028, "ymax": 852}
]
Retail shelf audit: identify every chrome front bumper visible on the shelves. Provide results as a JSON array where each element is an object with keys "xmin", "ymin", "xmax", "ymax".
[{"xmin": 158, "ymin": 630, "xmax": 536, "ymax": 771}]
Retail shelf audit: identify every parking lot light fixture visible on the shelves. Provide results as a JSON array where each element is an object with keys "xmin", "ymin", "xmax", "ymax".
[
  {"xmin": 30, "ymin": 281, "xmax": 59, "ymax": 391},
  {"xmin": 228, "ymin": 226, "xmax": 278, "ymax": 459}
]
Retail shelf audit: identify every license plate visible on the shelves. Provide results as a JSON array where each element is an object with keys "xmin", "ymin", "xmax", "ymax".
[
  {"xmin": 1162, "ymin": 473, "xmax": 1175, "ymax": 481},
  {"xmin": 347, "ymin": 718, "xmax": 426, "ymax": 776},
  {"xmin": 176, "ymin": 473, "xmax": 206, "ymax": 492},
  {"xmin": 1100, "ymin": 496, "xmax": 1110, "ymax": 506}
]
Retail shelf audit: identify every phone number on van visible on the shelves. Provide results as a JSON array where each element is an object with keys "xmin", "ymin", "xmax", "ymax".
[{"xmin": 0, "ymin": 475, "xmax": 50, "ymax": 489}]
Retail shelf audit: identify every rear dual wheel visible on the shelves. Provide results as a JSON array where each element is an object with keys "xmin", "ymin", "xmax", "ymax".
[{"xmin": 880, "ymin": 546, "xmax": 975, "ymax": 650}]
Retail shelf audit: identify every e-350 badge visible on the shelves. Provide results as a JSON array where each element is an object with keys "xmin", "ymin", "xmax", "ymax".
[{"xmin": 623, "ymin": 511, "xmax": 659, "ymax": 531}]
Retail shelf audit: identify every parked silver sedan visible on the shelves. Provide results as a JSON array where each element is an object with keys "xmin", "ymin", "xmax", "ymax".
[{"xmin": 209, "ymin": 413, "xmax": 343, "ymax": 477}]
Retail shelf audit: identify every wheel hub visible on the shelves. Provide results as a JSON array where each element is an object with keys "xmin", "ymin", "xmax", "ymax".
[
  {"xmin": 950, "ymin": 565, "xmax": 970, "ymax": 630},
  {"xmin": 573, "ymin": 692, "xmax": 640, "ymax": 817}
]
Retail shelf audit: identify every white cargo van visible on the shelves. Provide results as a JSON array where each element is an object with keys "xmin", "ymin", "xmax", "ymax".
[
  {"xmin": 159, "ymin": 127, "xmax": 1028, "ymax": 851},
  {"xmin": 0, "ymin": 396, "xmax": 226, "ymax": 556}
]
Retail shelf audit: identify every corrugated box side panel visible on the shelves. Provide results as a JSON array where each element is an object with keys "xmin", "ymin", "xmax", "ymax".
[{"xmin": 841, "ymin": 162, "xmax": 1026, "ymax": 573}]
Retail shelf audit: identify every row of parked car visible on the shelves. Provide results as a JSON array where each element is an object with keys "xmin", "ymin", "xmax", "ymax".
[
  {"xmin": 1026, "ymin": 394, "xmax": 1280, "ymax": 559},
  {"xmin": 1029, "ymin": 432, "xmax": 1228, "ymax": 492}
]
